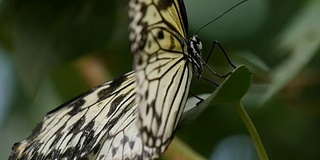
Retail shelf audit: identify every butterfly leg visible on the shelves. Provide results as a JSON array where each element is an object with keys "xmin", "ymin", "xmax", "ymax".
[{"xmin": 206, "ymin": 40, "xmax": 236, "ymax": 69}]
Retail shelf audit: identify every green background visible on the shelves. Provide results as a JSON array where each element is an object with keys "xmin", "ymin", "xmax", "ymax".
[{"xmin": 1, "ymin": 0, "xmax": 319, "ymax": 159}]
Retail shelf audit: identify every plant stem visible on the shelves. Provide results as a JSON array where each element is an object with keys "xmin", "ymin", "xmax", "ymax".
[{"xmin": 232, "ymin": 100, "xmax": 269, "ymax": 160}]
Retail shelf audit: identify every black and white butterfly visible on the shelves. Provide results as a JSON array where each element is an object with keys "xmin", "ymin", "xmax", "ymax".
[
  {"xmin": 9, "ymin": 0, "xmax": 207, "ymax": 159},
  {"xmin": 129, "ymin": 0, "xmax": 204, "ymax": 155}
]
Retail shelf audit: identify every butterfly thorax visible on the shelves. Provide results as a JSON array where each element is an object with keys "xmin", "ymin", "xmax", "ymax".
[{"xmin": 188, "ymin": 35, "xmax": 204, "ymax": 78}]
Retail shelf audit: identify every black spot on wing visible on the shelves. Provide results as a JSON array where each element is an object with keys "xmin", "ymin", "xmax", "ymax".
[
  {"xmin": 112, "ymin": 147, "xmax": 119, "ymax": 157},
  {"xmin": 97, "ymin": 75, "xmax": 129, "ymax": 102},
  {"xmin": 70, "ymin": 117, "xmax": 85, "ymax": 133},
  {"xmin": 103, "ymin": 106, "xmax": 129, "ymax": 135},
  {"xmin": 51, "ymin": 132, "xmax": 63, "ymax": 148},
  {"xmin": 104, "ymin": 118, "xmax": 117, "ymax": 132},
  {"xmin": 46, "ymin": 149, "xmax": 58, "ymax": 160},
  {"xmin": 74, "ymin": 98, "xmax": 86, "ymax": 108},
  {"xmin": 156, "ymin": 0, "xmax": 172, "ymax": 10},
  {"xmin": 99, "ymin": 155, "xmax": 105, "ymax": 160},
  {"xmin": 157, "ymin": 0, "xmax": 188, "ymax": 33},
  {"xmin": 82, "ymin": 132, "xmax": 97, "ymax": 155},
  {"xmin": 97, "ymin": 88, "xmax": 113, "ymax": 102},
  {"xmin": 62, "ymin": 147, "xmax": 75, "ymax": 159},
  {"xmin": 157, "ymin": 30, "xmax": 164, "ymax": 39},
  {"xmin": 68, "ymin": 98, "xmax": 86, "ymax": 116},
  {"xmin": 73, "ymin": 138, "xmax": 83, "ymax": 158},
  {"xmin": 107, "ymin": 94, "xmax": 125, "ymax": 117},
  {"xmin": 92, "ymin": 143, "xmax": 101, "ymax": 154},
  {"xmin": 81, "ymin": 121, "xmax": 95, "ymax": 148},
  {"xmin": 129, "ymin": 141, "xmax": 135, "ymax": 149},
  {"xmin": 67, "ymin": 124, "xmax": 96, "ymax": 157},
  {"xmin": 85, "ymin": 120, "xmax": 95, "ymax": 132},
  {"xmin": 121, "ymin": 135, "xmax": 129, "ymax": 145}
]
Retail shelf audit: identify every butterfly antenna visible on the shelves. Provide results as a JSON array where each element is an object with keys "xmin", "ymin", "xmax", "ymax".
[{"xmin": 193, "ymin": 0, "xmax": 248, "ymax": 35}]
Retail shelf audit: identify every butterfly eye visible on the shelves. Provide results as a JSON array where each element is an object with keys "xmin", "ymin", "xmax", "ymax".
[{"xmin": 195, "ymin": 36, "xmax": 203, "ymax": 51}]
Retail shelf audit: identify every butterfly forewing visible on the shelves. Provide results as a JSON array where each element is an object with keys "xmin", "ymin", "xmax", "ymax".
[
  {"xmin": 9, "ymin": 72, "xmax": 161, "ymax": 159},
  {"xmin": 129, "ymin": 0, "xmax": 201, "ymax": 152}
]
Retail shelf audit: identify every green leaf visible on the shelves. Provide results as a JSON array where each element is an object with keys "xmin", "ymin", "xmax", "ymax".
[
  {"xmin": 181, "ymin": 65, "xmax": 252, "ymax": 125},
  {"xmin": 210, "ymin": 65, "xmax": 252, "ymax": 104},
  {"xmin": 180, "ymin": 65, "xmax": 269, "ymax": 160}
]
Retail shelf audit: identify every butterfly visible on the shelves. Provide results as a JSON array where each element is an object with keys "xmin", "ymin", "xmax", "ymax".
[
  {"xmin": 129, "ymin": 0, "xmax": 203, "ymax": 154},
  {"xmin": 9, "ymin": 0, "xmax": 204, "ymax": 159}
]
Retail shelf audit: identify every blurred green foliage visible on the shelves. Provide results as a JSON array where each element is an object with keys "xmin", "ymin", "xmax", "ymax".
[{"xmin": 0, "ymin": 0, "xmax": 319, "ymax": 159}]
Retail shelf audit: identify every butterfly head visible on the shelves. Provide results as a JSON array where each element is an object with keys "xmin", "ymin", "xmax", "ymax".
[{"xmin": 190, "ymin": 35, "xmax": 202, "ymax": 55}]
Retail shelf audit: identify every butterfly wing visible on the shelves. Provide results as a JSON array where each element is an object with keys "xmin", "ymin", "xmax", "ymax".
[
  {"xmin": 129, "ymin": 0, "xmax": 195, "ymax": 153},
  {"xmin": 9, "ymin": 72, "xmax": 161, "ymax": 160},
  {"xmin": 10, "ymin": 0, "xmax": 202, "ymax": 158}
]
